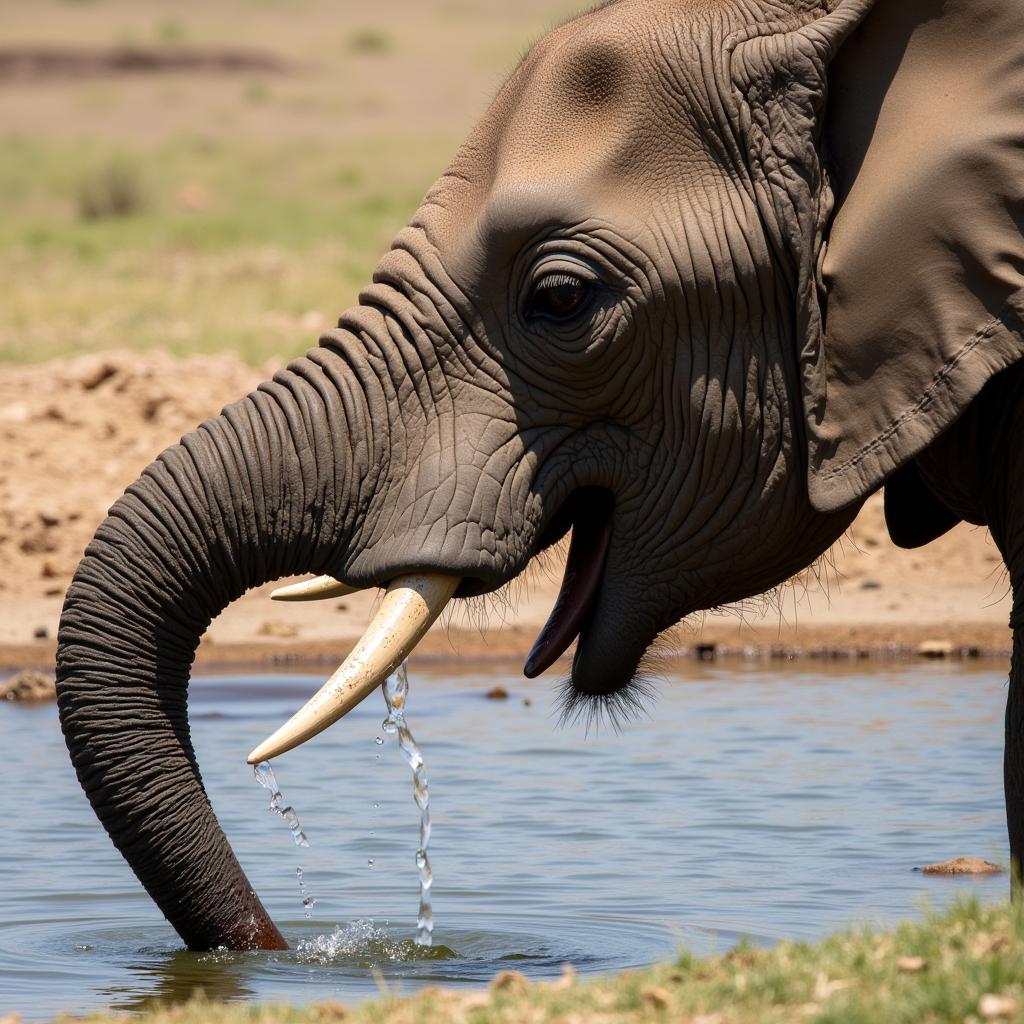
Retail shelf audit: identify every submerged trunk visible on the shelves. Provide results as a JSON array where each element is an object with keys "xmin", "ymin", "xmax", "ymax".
[{"xmin": 56, "ymin": 344, "xmax": 385, "ymax": 950}]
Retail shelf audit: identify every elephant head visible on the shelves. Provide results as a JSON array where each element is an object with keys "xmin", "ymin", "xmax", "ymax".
[{"xmin": 57, "ymin": 0, "xmax": 1024, "ymax": 950}]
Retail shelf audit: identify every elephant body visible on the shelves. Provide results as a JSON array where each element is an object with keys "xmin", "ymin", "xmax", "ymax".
[{"xmin": 56, "ymin": 0, "xmax": 1024, "ymax": 950}]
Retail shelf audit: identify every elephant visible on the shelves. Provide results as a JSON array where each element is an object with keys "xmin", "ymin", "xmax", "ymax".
[{"xmin": 56, "ymin": 0, "xmax": 1024, "ymax": 951}]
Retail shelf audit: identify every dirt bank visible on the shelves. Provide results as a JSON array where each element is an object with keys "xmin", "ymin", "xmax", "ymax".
[{"xmin": 0, "ymin": 350, "xmax": 1013, "ymax": 675}]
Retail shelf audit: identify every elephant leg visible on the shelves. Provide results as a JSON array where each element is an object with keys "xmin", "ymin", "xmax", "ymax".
[{"xmin": 1007, "ymin": 630, "xmax": 1024, "ymax": 887}]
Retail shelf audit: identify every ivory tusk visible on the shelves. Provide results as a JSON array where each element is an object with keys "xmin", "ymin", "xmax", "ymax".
[
  {"xmin": 247, "ymin": 573, "xmax": 460, "ymax": 764},
  {"xmin": 270, "ymin": 576, "xmax": 362, "ymax": 602}
]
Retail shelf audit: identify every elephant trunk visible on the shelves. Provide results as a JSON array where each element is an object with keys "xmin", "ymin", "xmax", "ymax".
[{"xmin": 55, "ymin": 343, "xmax": 386, "ymax": 951}]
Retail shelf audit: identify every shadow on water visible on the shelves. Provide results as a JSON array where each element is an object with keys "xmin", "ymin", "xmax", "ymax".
[{"xmin": 102, "ymin": 948, "xmax": 259, "ymax": 1013}]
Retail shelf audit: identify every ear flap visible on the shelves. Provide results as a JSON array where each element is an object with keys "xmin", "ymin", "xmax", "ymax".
[
  {"xmin": 810, "ymin": 0, "xmax": 1024, "ymax": 513},
  {"xmin": 724, "ymin": 0, "xmax": 875, "ymax": 500},
  {"xmin": 883, "ymin": 460, "xmax": 961, "ymax": 550}
]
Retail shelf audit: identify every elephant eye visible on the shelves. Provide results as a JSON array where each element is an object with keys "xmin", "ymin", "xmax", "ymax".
[{"xmin": 527, "ymin": 272, "xmax": 592, "ymax": 322}]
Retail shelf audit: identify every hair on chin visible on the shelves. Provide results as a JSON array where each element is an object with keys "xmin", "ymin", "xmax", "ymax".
[{"xmin": 556, "ymin": 633, "xmax": 670, "ymax": 732}]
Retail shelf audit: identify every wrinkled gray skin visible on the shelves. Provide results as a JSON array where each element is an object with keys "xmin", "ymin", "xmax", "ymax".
[{"xmin": 56, "ymin": 0, "xmax": 1024, "ymax": 952}]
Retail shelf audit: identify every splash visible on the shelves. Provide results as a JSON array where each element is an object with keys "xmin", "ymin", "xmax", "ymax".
[
  {"xmin": 381, "ymin": 661, "xmax": 434, "ymax": 946},
  {"xmin": 296, "ymin": 920, "xmax": 455, "ymax": 964}
]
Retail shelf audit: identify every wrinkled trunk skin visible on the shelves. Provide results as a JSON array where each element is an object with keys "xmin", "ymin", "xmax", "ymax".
[{"xmin": 56, "ymin": 343, "xmax": 385, "ymax": 950}]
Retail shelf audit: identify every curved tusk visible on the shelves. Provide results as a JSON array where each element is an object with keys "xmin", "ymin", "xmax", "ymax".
[
  {"xmin": 270, "ymin": 576, "xmax": 362, "ymax": 602},
  {"xmin": 247, "ymin": 573, "xmax": 460, "ymax": 764}
]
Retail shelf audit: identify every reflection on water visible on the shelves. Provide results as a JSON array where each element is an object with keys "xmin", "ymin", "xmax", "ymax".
[{"xmin": 1, "ymin": 660, "xmax": 1010, "ymax": 1020}]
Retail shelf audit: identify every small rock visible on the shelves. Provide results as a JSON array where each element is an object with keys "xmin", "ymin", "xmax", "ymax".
[
  {"xmin": 41, "ymin": 560, "xmax": 59, "ymax": 578},
  {"xmin": 979, "ymin": 993, "xmax": 1019, "ymax": 1020},
  {"xmin": 1, "ymin": 670, "xmax": 56, "ymax": 703},
  {"xmin": 916, "ymin": 857, "xmax": 1003, "ymax": 875},
  {"xmin": 75, "ymin": 358, "xmax": 118, "ymax": 391},
  {"xmin": 38, "ymin": 510, "xmax": 60, "ymax": 529},
  {"xmin": 859, "ymin": 578, "xmax": 882, "ymax": 590},
  {"xmin": 918, "ymin": 639, "xmax": 954, "ymax": 659},
  {"xmin": 896, "ymin": 956, "xmax": 927, "ymax": 973},
  {"xmin": 485, "ymin": 686, "xmax": 509, "ymax": 700},
  {"xmin": 523, "ymin": 697, "xmax": 532, "ymax": 707},
  {"xmin": 695, "ymin": 642, "xmax": 717, "ymax": 661},
  {"xmin": 489, "ymin": 970, "xmax": 528, "ymax": 995},
  {"xmin": 33, "ymin": 625, "xmax": 49, "ymax": 640},
  {"xmin": 257, "ymin": 620, "xmax": 299, "ymax": 639},
  {"xmin": 640, "ymin": 985, "xmax": 671, "ymax": 1010},
  {"xmin": 44, "ymin": 587, "xmax": 63, "ymax": 597}
]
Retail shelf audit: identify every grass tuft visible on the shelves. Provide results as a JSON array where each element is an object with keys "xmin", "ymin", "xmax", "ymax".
[{"xmin": 75, "ymin": 159, "xmax": 149, "ymax": 222}]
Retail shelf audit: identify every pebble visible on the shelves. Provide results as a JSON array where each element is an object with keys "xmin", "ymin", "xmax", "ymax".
[
  {"xmin": 1, "ymin": 670, "xmax": 56, "ymax": 702},
  {"xmin": 979, "ymin": 993, "xmax": 1019, "ymax": 1020},
  {"xmin": 916, "ymin": 856, "xmax": 1003, "ymax": 875},
  {"xmin": 485, "ymin": 686, "xmax": 509, "ymax": 700},
  {"xmin": 918, "ymin": 639, "xmax": 954, "ymax": 659}
]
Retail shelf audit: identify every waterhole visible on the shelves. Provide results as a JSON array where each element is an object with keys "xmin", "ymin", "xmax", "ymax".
[{"xmin": 0, "ymin": 661, "xmax": 1010, "ymax": 1019}]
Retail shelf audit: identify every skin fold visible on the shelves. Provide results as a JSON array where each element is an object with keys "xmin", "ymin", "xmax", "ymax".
[{"xmin": 56, "ymin": 0, "xmax": 1024, "ymax": 950}]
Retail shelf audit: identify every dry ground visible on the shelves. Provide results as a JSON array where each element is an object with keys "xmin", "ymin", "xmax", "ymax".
[{"xmin": 0, "ymin": 350, "xmax": 1012, "ymax": 674}]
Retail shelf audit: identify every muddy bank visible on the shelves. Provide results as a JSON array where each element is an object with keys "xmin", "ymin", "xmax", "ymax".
[{"xmin": 0, "ymin": 350, "xmax": 1013, "ymax": 675}]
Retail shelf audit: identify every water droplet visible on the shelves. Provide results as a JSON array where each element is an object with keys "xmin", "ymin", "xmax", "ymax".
[
  {"xmin": 374, "ymin": 736, "xmax": 384, "ymax": 745},
  {"xmin": 254, "ymin": 763, "xmax": 316, "ymax": 916},
  {"xmin": 367, "ymin": 858, "xmax": 374, "ymax": 868}
]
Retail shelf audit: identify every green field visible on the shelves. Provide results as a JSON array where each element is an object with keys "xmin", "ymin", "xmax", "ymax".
[
  {"xmin": 0, "ymin": 132, "xmax": 454, "ymax": 364},
  {"xmin": 0, "ymin": 0, "xmax": 580, "ymax": 365}
]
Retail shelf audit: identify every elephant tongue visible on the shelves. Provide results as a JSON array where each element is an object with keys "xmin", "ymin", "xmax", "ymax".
[{"xmin": 523, "ymin": 498, "xmax": 613, "ymax": 678}]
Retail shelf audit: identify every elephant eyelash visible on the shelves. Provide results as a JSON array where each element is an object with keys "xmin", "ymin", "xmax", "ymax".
[
  {"xmin": 535, "ymin": 272, "xmax": 584, "ymax": 291},
  {"xmin": 556, "ymin": 676, "xmax": 657, "ymax": 733}
]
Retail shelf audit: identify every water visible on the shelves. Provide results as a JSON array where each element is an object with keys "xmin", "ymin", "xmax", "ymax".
[
  {"xmin": 0, "ymin": 660, "xmax": 1013, "ymax": 1019},
  {"xmin": 380, "ymin": 661, "xmax": 434, "ymax": 946},
  {"xmin": 253, "ymin": 762, "xmax": 315, "ymax": 917}
]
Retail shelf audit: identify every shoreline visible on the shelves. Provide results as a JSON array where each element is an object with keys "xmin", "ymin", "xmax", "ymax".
[{"xmin": 3, "ymin": 618, "xmax": 1012, "ymax": 677}]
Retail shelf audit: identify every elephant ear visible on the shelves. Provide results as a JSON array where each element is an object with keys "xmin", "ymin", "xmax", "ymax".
[
  {"xmin": 811, "ymin": 0, "xmax": 1024, "ymax": 514},
  {"xmin": 723, "ymin": 0, "xmax": 875, "ymax": 504}
]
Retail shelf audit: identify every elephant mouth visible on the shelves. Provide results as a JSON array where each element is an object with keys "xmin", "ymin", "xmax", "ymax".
[
  {"xmin": 248, "ymin": 488, "xmax": 615, "ymax": 764},
  {"xmin": 523, "ymin": 488, "xmax": 615, "ymax": 679}
]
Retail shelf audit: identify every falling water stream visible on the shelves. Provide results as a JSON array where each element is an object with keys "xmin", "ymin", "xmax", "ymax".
[
  {"xmin": 253, "ymin": 660, "xmax": 432, "ymax": 942},
  {"xmin": 381, "ymin": 660, "xmax": 434, "ymax": 946},
  {"xmin": 254, "ymin": 760, "xmax": 316, "ymax": 918}
]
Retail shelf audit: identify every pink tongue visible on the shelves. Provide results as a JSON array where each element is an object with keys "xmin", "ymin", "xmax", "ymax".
[{"xmin": 523, "ymin": 505, "xmax": 613, "ymax": 679}]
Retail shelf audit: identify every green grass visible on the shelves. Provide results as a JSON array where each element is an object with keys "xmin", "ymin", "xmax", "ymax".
[
  {"xmin": 0, "ymin": 132, "xmax": 455, "ymax": 365},
  {"xmin": 55, "ymin": 898, "xmax": 1024, "ymax": 1023}
]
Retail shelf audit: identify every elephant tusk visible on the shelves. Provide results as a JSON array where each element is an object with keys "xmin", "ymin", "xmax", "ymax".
[
  {"xmin": 270, "ymin": 576, "xmax": 362, "ymax": 602},
  {"xmin": 247, "ymin": 572, "xmax": 460, "ymax": 764}
]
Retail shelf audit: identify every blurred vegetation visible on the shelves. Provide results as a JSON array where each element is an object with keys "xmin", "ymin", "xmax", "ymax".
[
  {"xmin": 57, "ymin": 898, "xmax": 1024, "ymax": 1024},
  {"xmin": 0, "ymin": 0, "xmax": 580, "ymax": 367},
  {"xmin": 0, "ymin": 132, "xmax": 451, "ymax": 365}
]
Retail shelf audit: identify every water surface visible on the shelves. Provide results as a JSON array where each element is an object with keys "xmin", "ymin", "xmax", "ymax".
[{"xmin": 1, "ymin": 659, "xmax": 1010, "ymax": 1018}]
